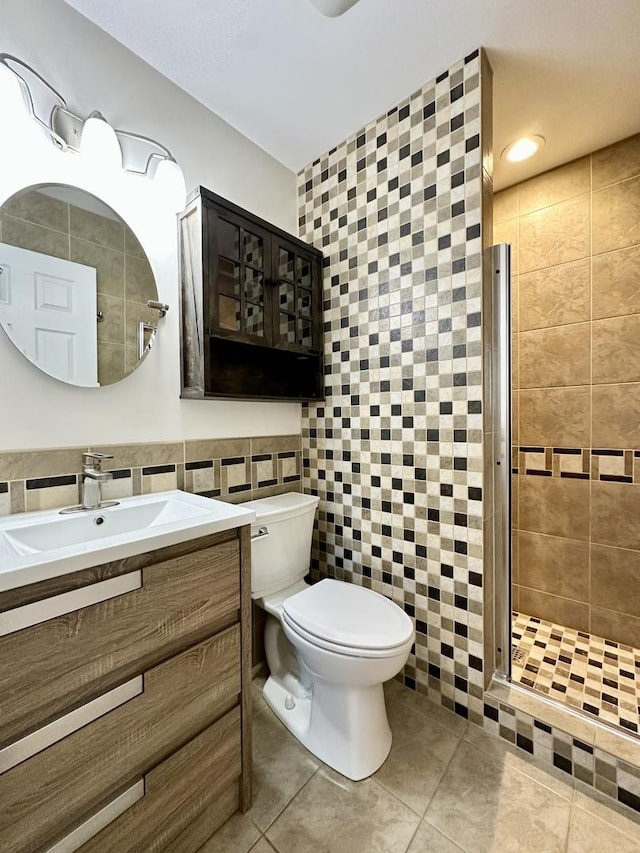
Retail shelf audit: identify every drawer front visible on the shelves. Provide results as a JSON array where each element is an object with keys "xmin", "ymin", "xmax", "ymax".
[
  {"xmin": 0, "ymin": 625, "xmax": 241, "ymax": 853},
  {"xmin": 0, "ymin": 538, "xmax": 239, "ymax": 748},
  {"xmin": 79, "ymin": 707, "xmax": 242, "ymax": 853}
]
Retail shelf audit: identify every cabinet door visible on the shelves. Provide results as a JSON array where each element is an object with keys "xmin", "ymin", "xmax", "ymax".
[
  {"xmin": 206, "ymin": 206, "xmax": 272, "ymax": 346},
  {"xmin": 272, "ymin": 237, "xmax": 321, "ymax": 354}
]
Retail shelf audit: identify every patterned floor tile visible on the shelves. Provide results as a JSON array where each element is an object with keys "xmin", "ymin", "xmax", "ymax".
[{"xmin": 512, "ymin": 612, "xmax": 640, "ymax": 736}]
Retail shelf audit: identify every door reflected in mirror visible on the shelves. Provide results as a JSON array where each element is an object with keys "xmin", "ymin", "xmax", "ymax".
[{"xmin": 0, "ymin": 184, "xmax": 158, "ymax": 386}]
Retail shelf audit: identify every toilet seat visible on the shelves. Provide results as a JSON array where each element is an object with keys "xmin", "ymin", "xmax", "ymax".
[
  {"xmin": 282, "ymin": 610, "xmax": 414, "ymax": 659},
  {"xmin": 281, "ymin": 578, "xmax": 414, "ymax": 657}
]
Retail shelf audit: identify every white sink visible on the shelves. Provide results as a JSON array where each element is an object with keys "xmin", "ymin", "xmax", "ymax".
[{"xmin": 0, "ymin": 490, "xmax": 255, "ymax": 591}]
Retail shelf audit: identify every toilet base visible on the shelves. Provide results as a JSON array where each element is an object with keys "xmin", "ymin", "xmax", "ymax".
[{"xmin": 263, "ymin": 674, "xmax": 392, "ymax": 781}]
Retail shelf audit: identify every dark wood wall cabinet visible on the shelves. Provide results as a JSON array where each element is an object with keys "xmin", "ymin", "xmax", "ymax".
[
  {"xmin": 180, "ymin": 187, "xmax": 324, "ymax": 401},
  {"xmin": 0, "ymin": 527, "xmax": 252, "ymax": 853}
]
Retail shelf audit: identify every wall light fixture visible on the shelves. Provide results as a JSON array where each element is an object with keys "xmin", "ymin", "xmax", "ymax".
[{"xmin": 0, "ymin": 53, "xmax": 187, "ymax": 212}]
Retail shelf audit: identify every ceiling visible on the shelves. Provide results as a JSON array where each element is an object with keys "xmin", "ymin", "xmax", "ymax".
[{"xmin": 63, "ymin": 0, "xmax": 640, "ymax": 189}]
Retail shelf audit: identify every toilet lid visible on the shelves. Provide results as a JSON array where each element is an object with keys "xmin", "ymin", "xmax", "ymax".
[{"xmin": 282, "ymin": 578, "xmax": 414, "ymax": 651}]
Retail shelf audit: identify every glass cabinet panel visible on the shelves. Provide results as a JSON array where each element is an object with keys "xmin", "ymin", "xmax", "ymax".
[
  {"xmin": 279, "ymin": 248, "xmax": 296, "ymax": 280},
  {"xmin": 208, "ymin": 198, "xmax": 320, "ymax": 356},
  {"xmin": 279, "ymin": 282, "xmax": 296, "ymax": 313},
  {"xmin": 245, "ymin": 303, "xmax": 264, "ymax": 337},
  {"xmin": 219, "ymin": 296, "xmax": 241, "ymax": 331},
  {"xmin": 297, "ymin": 256, "xmax": 312, "ymax": 289},
  {"xmin": 238, "ymin": 228, "xmax": 266, "ymax": 339},
  {"xmin": 244, "ymin": 268, "xmax": 264, "ymax": 304},
  {"xmin": 300, "ymin": 318, "xmax": 313, "ymax": 348},
  {"xmin": 243, "ymin": 231, "xmax": 263, "ymax": 269},
  {"xmin": 218, "ymin": 220, "xmax": 240, "ymax": 260},
  {"xmin": 280, "ymin": 313, "xmax": 297, "ymax": 344},
  {"xmin": 219, "ymin": 258, "xmax": 240, "ymax": 297},
  {"xmin": 214, "ymin": 215, "xmax": 270, "ymax": 340},
  {"xmin": 272, "ymin": 243, "xmax": 318, "ymax": 351},
  {"xmin": 298, "ymin": 287, "xmax": 312, "ymax": 312}
]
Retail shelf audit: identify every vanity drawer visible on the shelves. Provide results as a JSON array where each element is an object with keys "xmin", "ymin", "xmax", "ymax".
[
  {"xmin": 79, "ymin": 707, "xmax": 242, "ymax": 852},
  {"xmin": 0, "ymin": 625, "xmax": 241, "ymax": 853},
  {"xmin": 0, "ymin": 536, "xmax": 240, "ymax": 748}
]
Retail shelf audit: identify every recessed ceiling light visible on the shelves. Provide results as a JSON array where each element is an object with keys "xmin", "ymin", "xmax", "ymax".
[{"xmin": 501, "ymin": 136, "xmax": 545, "ymax": 163}]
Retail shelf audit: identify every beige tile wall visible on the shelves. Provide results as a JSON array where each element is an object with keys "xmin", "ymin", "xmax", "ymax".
[
  {"xmin": 0, "ymin": 187, "xmax": 156, "ymax": 384},
  {"xmin": 0, "ymin": 435, "xmax": 302, "ymax": 516},
  {"xmin": 495, "ymin": 133, "xmax": 640, "ymax": 648}
]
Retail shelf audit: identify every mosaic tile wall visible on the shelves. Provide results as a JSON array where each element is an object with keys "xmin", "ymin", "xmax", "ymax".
[
  {"xmin": 0, "ymin": 435, "xmax": 301, "ymax": 516},
  {"xmin": 299, "ymin": 49, "xmax": 490, "ymax": 725},
  {"xmin": 496, "ymin": 134, "xmax": 640, "ymax": 649}
]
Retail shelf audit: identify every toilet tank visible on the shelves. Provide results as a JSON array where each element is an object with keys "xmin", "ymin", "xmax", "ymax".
[{"xmin": 240, "ymin": 492, "xmax": 319, "ymax": 599}]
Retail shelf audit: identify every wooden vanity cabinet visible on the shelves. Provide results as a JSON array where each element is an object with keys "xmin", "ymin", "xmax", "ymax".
[
  {"xmin": 0, "ymin": 525, "xmax": 252, "ymax": 853},
  {"xmin": 179, "ymin": 186, "xmax": 324, "ymax": 401}
]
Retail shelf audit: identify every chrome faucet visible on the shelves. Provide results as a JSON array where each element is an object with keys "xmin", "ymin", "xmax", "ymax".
[
  {"xmin": 59, "ymin": 453, "xmax": 120, "ymax": 514},
  {"xmin": 81, "ymin": 452, "xmax": 115, "ymax": 510}
]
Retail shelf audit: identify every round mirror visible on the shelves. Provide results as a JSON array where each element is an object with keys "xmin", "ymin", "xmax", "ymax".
[{"xmin": 0, "ymin": 183, "xmax": 158, "ymax": 386}]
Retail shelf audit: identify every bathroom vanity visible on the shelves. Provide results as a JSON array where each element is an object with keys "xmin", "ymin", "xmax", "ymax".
[{"xmin": 0, "ymin": 492, "xmax": 254, "ymax": 853}]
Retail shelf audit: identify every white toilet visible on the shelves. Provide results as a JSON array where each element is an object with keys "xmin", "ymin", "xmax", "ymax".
[{"xmin": 241, "ymin": 491, "xmax": 415, "ymax": 781}]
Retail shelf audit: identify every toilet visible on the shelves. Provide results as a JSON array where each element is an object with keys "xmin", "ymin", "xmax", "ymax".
[{"xmin": 241, "ymin": 491, "xmax": 415, "ymax": 781}]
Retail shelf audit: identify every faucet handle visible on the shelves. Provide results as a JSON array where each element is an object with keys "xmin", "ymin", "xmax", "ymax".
[{"xmin": 83, "ymin": 452, "xmax": 114, "ymax": 471}]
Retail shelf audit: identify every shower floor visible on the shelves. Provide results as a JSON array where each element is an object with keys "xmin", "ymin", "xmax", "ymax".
[{"xmin": 511, "ymin": 611, "xmax": 640, "ymax": 735}]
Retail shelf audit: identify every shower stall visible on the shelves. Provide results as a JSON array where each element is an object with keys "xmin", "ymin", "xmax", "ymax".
[{"xmin": 492, "ymin": 135, "xmax": 640, "ymax": 738}]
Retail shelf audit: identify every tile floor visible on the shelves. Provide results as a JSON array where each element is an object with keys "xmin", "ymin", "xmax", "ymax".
[
  {"xmin": 203, "ymin": 676, "xmax": 640, "ymax": 853},
  {"xmin": 512, "ymin": 612, "xmax": 640, "ymax": 735}
]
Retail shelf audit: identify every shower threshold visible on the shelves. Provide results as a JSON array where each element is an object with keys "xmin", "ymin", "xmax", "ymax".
[{"xmin": 511, "ymin": 611, "xmax": 640, "ymax": 736}]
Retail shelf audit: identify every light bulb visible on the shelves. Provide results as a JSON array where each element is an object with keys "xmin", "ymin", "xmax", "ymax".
[
  {"xmin": 152, "ymin": 157, "xmax": 187, "ymax": 213},
  {"xmin": 80, "ymin": 113, "xmax": 122, "ymax": 171}
]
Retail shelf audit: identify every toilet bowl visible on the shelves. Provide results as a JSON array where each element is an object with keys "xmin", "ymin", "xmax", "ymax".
[{"xmin": 241, "ymin": 492, "xmax": 415, "ymax": 781}]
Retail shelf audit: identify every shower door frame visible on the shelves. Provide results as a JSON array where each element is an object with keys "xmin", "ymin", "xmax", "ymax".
[{"xmin": 491, "ymin": 243, "xmax": 512, "ymax": 682}]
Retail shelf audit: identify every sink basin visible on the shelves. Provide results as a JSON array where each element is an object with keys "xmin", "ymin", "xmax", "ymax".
[
  {"xmin": 4, "ymin": 496, "xmax": 218, "ymax": 555},
  {"xmin": 0, "ymin": 490, "xmax": 255, "ymax": 591}
]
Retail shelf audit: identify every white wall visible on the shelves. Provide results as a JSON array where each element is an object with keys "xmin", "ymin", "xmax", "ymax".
[{"xmin": 0, "ymin": 0, "xmax": 301, "ymax": 450}]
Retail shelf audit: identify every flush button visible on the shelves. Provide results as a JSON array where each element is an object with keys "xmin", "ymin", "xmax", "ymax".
[{"xmin": 285, "ymin": 695, "xmax": 295, "ymax": 710}]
